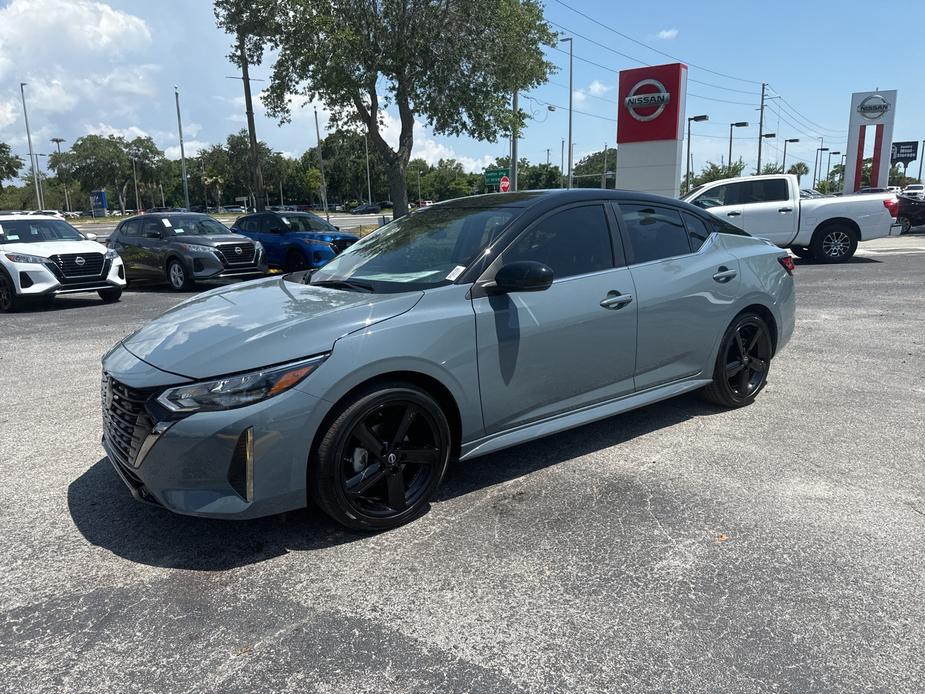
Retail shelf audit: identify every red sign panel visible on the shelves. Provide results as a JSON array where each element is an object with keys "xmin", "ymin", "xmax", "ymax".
[{"xmin": 617, "ymin": 62, "xmax": 687, "ymax": 144}]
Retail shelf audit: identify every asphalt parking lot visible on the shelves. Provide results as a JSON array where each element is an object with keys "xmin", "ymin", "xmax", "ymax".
[{"xmin": 1, "ymin": 234, "xmax": 923, "ymax": 693}]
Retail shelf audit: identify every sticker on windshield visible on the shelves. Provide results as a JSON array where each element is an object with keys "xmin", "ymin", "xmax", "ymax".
[
  {"xmin": 174, "ymin": 228, "xmax": 185, "ymax": 234},
  {"xmin": 445, "ymin": 265, "xmax": 466, "ymax": 281},
  {"xmin": 161, "ymin": 218, "xmax": 172, "ymax": 227},
  {"xmin": 6, "ymin": 235, "xmax": 19, "ymax": 241}
]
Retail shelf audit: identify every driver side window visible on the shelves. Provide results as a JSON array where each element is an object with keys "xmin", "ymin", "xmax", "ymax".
[{"xmin": 694, "ymin": 181, "xmax": 745, "ymax": 209}]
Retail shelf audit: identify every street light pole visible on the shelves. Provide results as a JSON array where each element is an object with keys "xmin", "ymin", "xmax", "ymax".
[
  {"xmin": 756, "ymin": 82, "xmax": 767, "ymax": 174},
  {"xmin": 20, "ymin": 83, "xmax": 42, "ymax": 210},
  {"xmin": 50, "ymin": 138, "xmax": 70, "ymax": 212},
  {"xmin": 919, "ymin": 140, "xmax": 925, "ymax": 182},
  {"xmin": 313, "ymin": 107, "xmax": 330, "ymax": 222},
  {"xmin": 562, "ymin": 36, "xmax": 574, "ymax": 189},
  {"xmin": 686, "ymin": 115, "xmax": 708, "ymax": 193},
  {"xmin": 812, "ymin": 137, "xmax": 824, "ymax": 188},
  {"xmin": 782, "ymin": 138, "xmax": 799, "ymax": 172},
  {"xmin": 174, "ymin": 85, "xmax": 190, "ymax": 210},
  {"xmin": 826, "ymin": 151, "xmax": 840, "ymax": 189},
  {"xmin": 511, "ymin": 90, "xmax": 519, "ymax": 192},
  {"xmin": 560, "ymin": 139, "xmax": 565, "ymax": 187},
  {"xmin": 728, "ymin": 122, "xmax": 748, "ymax": 174},
  {"xmin": 131, "ymin": 158, "xmax": 140, "ymax": 211}
]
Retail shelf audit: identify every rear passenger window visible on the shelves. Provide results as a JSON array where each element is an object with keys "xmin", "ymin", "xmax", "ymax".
[
  {"xmin": 619, "ymin": 204, "xmax": 691, "ymax": 264},
  {"xmin": 121, "ymin": 219, "xmax": 141, "ymax": 237},
  {"xmin": 504, "ymin": 205, "xmax": 614, "ymax": 279},
  {"xmin": 239, "ymin": 217, "xmax": 259, "ymax": 233},
  {"xmin": 682, "ymin": 212, "xmax": 711, "ymax": 251},
  {"xmin": 739, "ymin": 178, "xmax": 789, "ymax": 204}
]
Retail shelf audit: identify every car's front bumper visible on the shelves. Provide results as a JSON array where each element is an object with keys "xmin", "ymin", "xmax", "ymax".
[
  {"xmin": 11, "ymin": 256, "xmax": 126, "ymax": 296},
  {"xmin": 187, "ymin": 250, "xmax": 268, "ymax": 281},
  {"xmin": 101, "ymin": 344, "xmax": 328, "ymax": 519}
]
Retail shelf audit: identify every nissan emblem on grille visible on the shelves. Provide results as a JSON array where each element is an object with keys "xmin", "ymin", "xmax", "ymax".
[
  {"xmin": 234, "ymin": 246, "xmax": 243, "ymax": 255},
  {"xmin": 75, "ymin": 256, "xmax": 86, "ymax": 266}
]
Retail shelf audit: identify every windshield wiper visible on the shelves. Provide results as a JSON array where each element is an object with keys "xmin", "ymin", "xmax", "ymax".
[{"xmin": 310, "ymin": 278, "xmax": 375, "ymax": 292}]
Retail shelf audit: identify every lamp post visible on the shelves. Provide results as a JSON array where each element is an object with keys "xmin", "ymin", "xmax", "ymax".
[
  {"xmin": 50, "ymin": 137, "xmax": 70, "ymax": 212},
  {"xmin": 759, "ymin": 133, "xmax": 776, "ymax": 173},
  {"xmin": 131, "ymin": 158, "xmax": 141, "ymax": 212},
  {"xmin": 814, "ymin": 146, "xmax": 829, "ymax": 189},
  {"xmin": 686, "ymin": 114, "xmax": 709, "ymax": 193},
  {"xmin": 826, "ymin": 150, "xmax": 840, "ymax": 190},
  {"xmin": 812, "ymin": 137, "xmax": 825, "ymax": 188},
  {"xmin": 174, "ymin": 86, "xmax": 190, "ymax": 210},
  {"xmin": 728, "ymin": 122, "xmax": 748, "ymax": 174},
  {"xmin": 782, "ymin": 138, "xmax": 799, "ymax": 172},
  {"xmin": 561, "ymin": 36, "xmax": 574, "ymax": 189},
  {"xmin": 20, "ymin": 83, "xmax": 42, "ymax": 210}
]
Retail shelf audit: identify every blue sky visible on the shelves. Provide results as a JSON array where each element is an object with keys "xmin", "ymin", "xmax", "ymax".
[{"xmin": 1, "ymin": 0, "xmax": 923, "ymax": 179}]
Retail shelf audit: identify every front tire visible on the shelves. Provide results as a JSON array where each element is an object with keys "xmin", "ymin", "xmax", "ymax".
[
  {"xmin": 899, "ymin": 216, "xmax": 913, "ymax": 234},
  {"xmin": 284, "ymin": 250, "xmax": 308, "ymax": 272},
  {"xmin": 702, "ymin": 312, "xmax": 774, "ymax": 408},
  {"xmin": 0, "ymin": 273, "xmax": 20, "ymax": 313},
  {"xmin": 810, "ymin": 224, "xmax": 858, "ymax": 263},
  {"xmin": 311, "ymin": 383, "xmax": 452, "ymax": 531},
  {"xmin": 98, "ymin": 287, "xmax": 122, "ymax": 303},
  {"xmin": 167, "ymin": 259, "xmax": 194, "ymax": 291}
]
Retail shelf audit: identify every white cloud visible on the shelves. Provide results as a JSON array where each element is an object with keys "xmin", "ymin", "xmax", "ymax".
[
  {"xmin": 84, "ymin": 122, "xmax": 149, "ymax": 139},
  {"xmin": 0, "ymin": 100, "xmax": 16, "ymax": 129},
  {"xmin": 165, "ymin": 140, "xmax": 209, "ymax": 160},
  {"xmin": 656, "ymin": 28, "xmax": 679, "ymax": 40},
  {"xmin": 572, "ymin": 90, "xmax": 588, "ymax": 105},
  {"xmin": 587, "ymin": 80, "xmax": 613, "ymax": 97},
  {"xmin": 22, "ymin": 80, "xmax": 79, "ymax": 114}
]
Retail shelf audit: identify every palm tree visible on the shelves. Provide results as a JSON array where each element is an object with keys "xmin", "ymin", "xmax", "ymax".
[{"xmin": 787, "ymin": 162, "xmax": 809, "ymax": 183}]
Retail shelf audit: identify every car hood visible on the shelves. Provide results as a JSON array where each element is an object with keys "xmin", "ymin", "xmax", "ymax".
[
  {"xmin": 0, "ymin": 239, "xmax": 108, "ymax": 257},
  {"xmin": 168, "ymin": 234, "xmax": 251, "ymax": 246},
  {"xmin": 288, "ymin": 231, "xmax": 359, "ymax": 242},
  {"xmin": 121, "ymin": 275, "xmax": 424, "ymax": 379}
]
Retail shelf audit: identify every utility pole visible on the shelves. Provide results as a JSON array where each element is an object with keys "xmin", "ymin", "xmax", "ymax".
[
  {"xmin": 50, "ymin": 138, "xmax": 70, "ymax": 212},
  {"xmin": 364, "ymin": 135, "xmax": 373, "ymax": 204},
  {"xmin": 174, "ymin": 85, "xmax": 190, "ymax": 210},
  {"xmin": 756, "ymin": 82, "xmax": 767, "ymax": 174},
  {"xmin": 562, "ymin": 36, "xmax": 574, "ymax": 188},
  {"xmin": 159, "ymin": 183, "xmax": 166, "ymax": 207},
  {"xmin": 560, "ymin": 139, "xmax": 565, "ymax": 187},
  {"xmin": 601, "ymin": 143, "xmax": 608, "ymax": 189},
  {"xmin": 919, "ymin": 140, "xmax": 925, "ymax": 182},
  {"xmin": 238, "ymin": 35, "xmax": 265, "ymax": 212},
  {"xmin": 812, "ymin": 137, "xmax": 824, "ymax": 188},
  {"xmin": 20, "ymin": 83, "xmax": 42, "ymax": 210},
  {"xmin": 131, "ymin": 158, "xmax": 141, "ymax": 211},
  {"xmin": 279, "ymin": 179, "xmax": 284, "ymax": 206},
  {"xmin": 511, "ymin": 90, "xmax": 519, "ymax": 192},
  {"xmin": 546, "ymin": 148, "xmax": 550, "ymax": 166},
  {"xmin": 313, "ymin": 107, "xmax": 330, "ymax": 222}
]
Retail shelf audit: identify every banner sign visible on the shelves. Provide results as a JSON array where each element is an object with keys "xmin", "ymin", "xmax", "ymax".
[{"xmin": 891, "ymin": 141, "xmax": 918, "ymax": 166}]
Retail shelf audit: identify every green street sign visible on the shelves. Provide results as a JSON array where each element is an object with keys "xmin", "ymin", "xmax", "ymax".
[{"xmin": 484, "ymin": 168, "xmax": 510, "ymax": 186}]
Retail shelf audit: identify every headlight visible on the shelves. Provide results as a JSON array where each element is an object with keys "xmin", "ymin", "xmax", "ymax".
[
  {"xmin": 4, "ymin": 252, "xmax": 47, "ymax": 265},
  {"xmin": 254, "ymin": 240, "xmax": 264, "ymax": 255},
  {"xmin": 178, "ymin": 243, "xmax": 216, "ymax": 254},
  {"xmin": 105, "ymin": 248, "xmax": 119, "ymax": 260},
  {"xmin": 156, "ymin": 354, "xmax": 328, "ymax": 413}
]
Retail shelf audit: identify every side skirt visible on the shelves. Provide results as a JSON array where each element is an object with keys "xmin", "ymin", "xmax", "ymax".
[{"xmin": 459, "ymin": 378, "xmax": 712, "ymax": 461}]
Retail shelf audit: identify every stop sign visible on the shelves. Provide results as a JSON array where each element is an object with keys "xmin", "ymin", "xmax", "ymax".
[{"xmin": 499, "ymin": 175, "xmax": 510, "ymax": 192}]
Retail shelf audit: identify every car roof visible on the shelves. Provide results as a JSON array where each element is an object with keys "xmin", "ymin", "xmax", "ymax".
[
  {"xmin": 0, "ymin": 213, "xmax": 61, "ymax": 220},
  {"xmin": 436, "ymin": 188, "xmax": 705, "ymax": 213}
]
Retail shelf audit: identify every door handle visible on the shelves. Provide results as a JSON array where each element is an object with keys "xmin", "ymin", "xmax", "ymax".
[
  {"xmin": 600, "ymin": 291, "xmax": 633, "ymax": 309},
  {"xmin": 778, "ymin": 207, "xmax": 793, "ymax": 213},
  {"xmin": 726, "ymin": 211, "xmax": 741, "ymax": 217},
  {"xmin": 713, "ymin": 267, "xmax": 738, "ymax": 283}
]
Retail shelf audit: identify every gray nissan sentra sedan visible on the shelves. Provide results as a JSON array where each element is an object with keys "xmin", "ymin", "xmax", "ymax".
[{"xmin": 101, "ymin": 190, "xmax": 795, "ymax": 530}]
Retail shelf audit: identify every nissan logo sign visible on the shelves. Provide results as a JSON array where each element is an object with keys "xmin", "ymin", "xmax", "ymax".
[
  {"xmin": 624, "ymin": 79, "xmax": 670, "ymax": 122},
  {"xmin": 234, "ymin": 246, "xmax": 243, "ymax": 255},
  {"xmin": 75, "ymin": 256, "xmax": 86, "ymax": 266},
  {"xmin": 858, "ymin": 94, "xmax": 890, "ymax": 120}
]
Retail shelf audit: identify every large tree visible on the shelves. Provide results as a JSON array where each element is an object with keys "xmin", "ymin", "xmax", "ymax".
[
  {"xmin": 0, "ymin": 142, "xmax": 24, "ymax": 190},
  {"xmin": 216, "ymin": 0, "xmax": 555, "ymax": 217}
]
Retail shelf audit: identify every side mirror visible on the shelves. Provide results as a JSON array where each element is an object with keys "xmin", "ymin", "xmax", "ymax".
[
  {"xmin": 84, "ymin": 232, "xmax": 98, "ymax": 241},
  {"xmin": 492, "ymin": 260, "xmax": 554, "ymax": 293}
]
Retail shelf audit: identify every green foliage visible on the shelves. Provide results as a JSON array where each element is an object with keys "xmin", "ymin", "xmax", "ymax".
[
  {"xmin": 787, "ymin": 162, "xmax": 809, "ymax": 182},
  {"xmin": 690, "ymin": 159, "xmax": 747, "ymax": 188},
  {"xmin": 217, "ymin": 0, "xmax": 555, "ymax": 216},
  {"xmin": 0, "ymin": 142, "xmax": 24, "ymax": 190},
  {"xmin": 760, "ymin": 163, "xmax": 783, "ymax": 175},
  {"xmin": 573, "ymin": 147, "xmax": 618, "ymax": 188}
]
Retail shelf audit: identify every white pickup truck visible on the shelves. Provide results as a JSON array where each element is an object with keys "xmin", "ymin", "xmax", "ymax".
[{"xmin": 682, "ymin": 174, "xmax": 899, "ymax": 262}]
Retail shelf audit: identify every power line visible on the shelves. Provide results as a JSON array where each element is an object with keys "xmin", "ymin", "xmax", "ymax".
[
  {"xmin": 552, "ymin": 0, "xmax": 762, "ymax": 85},
  {"xmin": 767, "ymin": 86, "xmax": 847, "ymax": 135}
]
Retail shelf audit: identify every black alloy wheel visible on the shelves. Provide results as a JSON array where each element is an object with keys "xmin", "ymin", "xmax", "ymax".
[
  {"xmin": 703, "ymin": 313, "xmax": 773, "ymax": 408},
  {"xmin": 312, "ymin": 384, "xmax": 451, "ymax": 530},
  {"xmin": 284, "ymin": 250, "xmax": 308, "ymax": 273},
  {"xmin": 0, "ymin": 273, "xmax": 17, "ymax": 313},
  {"xmin": 810, "ymin": 224, "xmax": 858, "ymax": 263}
]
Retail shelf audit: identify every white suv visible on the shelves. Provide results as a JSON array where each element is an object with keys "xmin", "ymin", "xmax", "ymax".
[
  {"xmin": 902, "ymin": 184, "xmax": 924, "ymax": 200},
  {"xmin": 0, "ymin": 214, "xmax": 126, "ymax": 312}
]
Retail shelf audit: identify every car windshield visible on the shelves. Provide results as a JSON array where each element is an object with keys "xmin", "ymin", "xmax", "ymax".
[
  {"xmin": 307, "ymin": 205, "xmax": 516, "ymax": 292},
  {"xmin": 0, "ymin": 218, "xmax": 85, "ymax": 243},
  {"xmin": 280, "ymin": 213, "xmax": 335, "ymax": 232},
  {"xmin": 164, "ymin": 215, "xmax": 231, "ymax": 236}
]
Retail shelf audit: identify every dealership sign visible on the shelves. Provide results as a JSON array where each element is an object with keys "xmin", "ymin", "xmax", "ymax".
[
  {"xmin": 624, "ymin": 79, "xmax": 670, "ymax": 122},
  {"xmin": 891, "ymin": 141, "xmax": 918, "ymax": 166},
  {"xmin": 844, "ymin": 89, "xmax": 898, "ymax": 193}
]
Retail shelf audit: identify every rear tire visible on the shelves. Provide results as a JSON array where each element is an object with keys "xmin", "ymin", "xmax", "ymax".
[
  {"xmin": 0, "ymin": 273, "xmax": 19, "ymax": 313},
  {"xmin": 284, "ymin": 250, "xmax": 308, "ymax": 273},
  {"xmin": 899, "ymin": 216, "xmax": 912, "ymax": 234},
  {"xmin": 98, "ymin": 287, "xmax": 123, "ymax": 303},
  {"xmin": 810, "ymin": 223, "xmax": 858, "ymax": 263},
  {"xmin": 790, "ymin": 246, "xmax": 814, "ymax": 260},
  {"xmin": 702, "ymin": 312, "xmax": 774, "ymax": 408},
  {"xmin": 311, "ymin": 383, "xmax": 452, "ymax": 531},
  {"xmin": 167, "ymin": 259, "xmax": 194, "ymax": 291}
]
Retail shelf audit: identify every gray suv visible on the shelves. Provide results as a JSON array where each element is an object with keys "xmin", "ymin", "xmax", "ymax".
[{"xmin": 109, "ymin": 213, "xmax": 268, "ymax": 290}]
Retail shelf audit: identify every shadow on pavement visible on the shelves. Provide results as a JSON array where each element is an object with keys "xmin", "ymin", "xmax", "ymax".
[
  {"xmin": 793, "ymin": 255, "xmax": 880, "ymax": 266},
  {"xmin": 69, "ymin": 392, "xmax": 725, "ymax": 571}
]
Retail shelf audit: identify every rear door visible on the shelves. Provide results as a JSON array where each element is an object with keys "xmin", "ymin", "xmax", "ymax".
[
  {"xmin": 139, "ymin": 218, "xmax": 168, "ymax": 278},
  {"xmin": 473, "ymin": 202, "xmax": 638, "ymax": 434},
  {"xmin": 734, "ymin": 178, "xmax": 798, "ymax": 246},
  {"xmin": 615, "ymin": 203, "xmax": 741, "ymax": 390}
]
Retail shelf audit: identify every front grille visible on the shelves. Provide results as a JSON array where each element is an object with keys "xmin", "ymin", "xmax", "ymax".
[
  {"xmin": 329, "ymin": 239, "xmax": 355, "ymax": 255},
  {"xmin": 101, "ymin": 373, "xmax": 154, "ymax": 468},
  {"xmin": 49, "ymin": 253, "xmax": 105, "ymax": 278},
  {"xmin": 215, "ymin": 242, "xmax": 256, "ymax": 266}
]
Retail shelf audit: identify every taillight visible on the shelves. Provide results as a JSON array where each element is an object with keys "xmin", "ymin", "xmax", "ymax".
[
  {"xmin": 883, "ymin": 197, "xmax": 899, "ymax": 218},
  {"xmin": 778, "ymin": 256, "xmax": 795, "ymax": 275}
]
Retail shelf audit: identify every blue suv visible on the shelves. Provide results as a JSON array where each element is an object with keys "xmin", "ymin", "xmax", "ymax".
[{"xmin": 231, "ymin": 211, "xmax": 359, "ymax": 271}]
